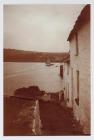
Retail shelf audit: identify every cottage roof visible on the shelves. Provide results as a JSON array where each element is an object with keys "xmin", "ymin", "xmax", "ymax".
[{"xmin": 67, "ymin": 4, "xmax": 90, "ymax": 41}]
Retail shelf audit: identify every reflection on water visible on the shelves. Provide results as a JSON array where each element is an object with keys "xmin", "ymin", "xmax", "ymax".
[{"xmin": 4, "ymin": 62, "xmax": 63, "ymax": 96}]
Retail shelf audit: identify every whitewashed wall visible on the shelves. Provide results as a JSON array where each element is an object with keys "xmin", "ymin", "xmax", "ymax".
[
  {"xmin": 63, "ymin": 63, "xmax": 72, "ymax": 108},
  {"xmin": 70, "ymin": 21, "xmax": 90, "ymax": 134}
]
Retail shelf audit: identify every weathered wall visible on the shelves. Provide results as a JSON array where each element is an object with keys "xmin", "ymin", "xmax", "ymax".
[
  {"xmin": 70, "ymin": 21, "xmax": 90, "ymax": 134},
  {"xmin": 63, "ymin": 63, "xmax": 72, "ymax": 108}
]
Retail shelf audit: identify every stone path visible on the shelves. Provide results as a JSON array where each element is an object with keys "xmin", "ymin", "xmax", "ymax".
[{"xmin": 39, "ymin": 100, "xmax": 84, "ymax": 136}]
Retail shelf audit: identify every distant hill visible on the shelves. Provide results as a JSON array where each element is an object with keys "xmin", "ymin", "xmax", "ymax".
[{"xmin": 4, "ymin": 48, "xmax": 68, "ymax": 62}]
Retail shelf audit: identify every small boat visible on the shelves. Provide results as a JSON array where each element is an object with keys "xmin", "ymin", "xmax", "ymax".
[
  {"xmin": 45, "ymin": 59, "xmax": 54, "ymax": 66},
  {"xmin": 46, "ymin": 63, "xmax": 54, "ymax": 66}
]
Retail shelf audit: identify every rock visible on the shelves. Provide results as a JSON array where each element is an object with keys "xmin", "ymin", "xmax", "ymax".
[{"xmin": 14, "ymin": 86, "xmax": 44, "ymax": 100}]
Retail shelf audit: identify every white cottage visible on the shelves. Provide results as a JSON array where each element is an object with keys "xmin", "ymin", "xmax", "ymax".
[
  {"xmin": 63, "ymin": 53, "xmax": 73, "ymax": 108},
  {"xmin": 67, "ymin": 5, "xmax": 90, "ymax": 134}
]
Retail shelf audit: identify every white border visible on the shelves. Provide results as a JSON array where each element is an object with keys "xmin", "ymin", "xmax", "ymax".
[
  {"xmin": 1, "ymin": 0, "xmax": 94, "ymax": 4},
  {"xmin": 0, "ymin": 0, "xmax": 3, "ymax": 137},
  {"xmin": 0, "ymin": 0, "xmax": 94, "ymax": 140}
]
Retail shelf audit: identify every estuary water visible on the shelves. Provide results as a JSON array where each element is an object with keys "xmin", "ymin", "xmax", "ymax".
[{"xmin": 4, "ymin": 62, "xmax": 63, "ymax": 96}]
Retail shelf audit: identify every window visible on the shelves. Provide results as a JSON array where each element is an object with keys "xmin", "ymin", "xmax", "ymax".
[
  {"xmin": 67, "ymin": 84, "xmax": 69, "ymax": 102},
  {"xmin": 71, "ymin": 68, "xmax": 74, "ymax": 106},
  {"xmin": 60, "ymin": 65, "xmax": 63, "ymax": 78},
  {"xmin": 75, "ymin": 70, "xmax": 79, "ymax": 105},
  {"xmin": 75, "ymin": 32, "xmax": 78, "ymax": 56}
]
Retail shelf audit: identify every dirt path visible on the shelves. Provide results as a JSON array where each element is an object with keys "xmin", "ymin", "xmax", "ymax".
[{"xmin": 39, "ymin": 100, "xmax": 83, "ymax": 136}]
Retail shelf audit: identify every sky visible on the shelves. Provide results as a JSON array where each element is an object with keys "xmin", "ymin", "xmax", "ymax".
[{"xmin": 4, "ymin": 4, "xmax": 85, "ymax": 52}]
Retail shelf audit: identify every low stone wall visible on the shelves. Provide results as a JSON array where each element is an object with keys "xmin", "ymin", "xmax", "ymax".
[
  {"xmin": 32, "ymin": 100, "xmax": 42, "ymax": 135},
  {"xmin": 4, "ymin": 96, "xmax": 42, "ymax": 136}
]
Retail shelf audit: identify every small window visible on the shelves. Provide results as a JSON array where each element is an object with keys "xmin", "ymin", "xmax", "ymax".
[
  {"xmin": 67, "ymin": 84, "xmax": 69, "ymax": 102},
  {"xmin": 75, "ymin": 32, "xmax": 78, "ymax": 56},
  {"xmin": 75, "ymin": 70, "xmax": 79, "ymax": 105}
]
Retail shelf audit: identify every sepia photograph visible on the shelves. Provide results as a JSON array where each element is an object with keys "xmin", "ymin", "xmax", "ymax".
[{"xmin": 3, "ymin": 3, "xmax": 90, "ymax": 136}]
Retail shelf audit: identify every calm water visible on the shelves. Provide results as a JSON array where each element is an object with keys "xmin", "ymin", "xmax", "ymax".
[{"xmin": 4, "ymin": 62, "xmax": 63, "ymax": 96}]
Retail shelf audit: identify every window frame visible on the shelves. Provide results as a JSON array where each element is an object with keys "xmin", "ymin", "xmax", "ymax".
[{"xmin": 75, "ymin": 70, "xmax": 79, "ymax": 106}]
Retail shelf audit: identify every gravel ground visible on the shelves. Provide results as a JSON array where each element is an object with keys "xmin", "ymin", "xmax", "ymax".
[{"xmin": 39, "ymin": 100, "xmax": 84, "ymax": 136}]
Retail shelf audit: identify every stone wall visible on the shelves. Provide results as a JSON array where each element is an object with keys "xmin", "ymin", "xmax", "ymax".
[{"xmin": 32, "ymin": 100, "xmax": 42, "ymax": 135}]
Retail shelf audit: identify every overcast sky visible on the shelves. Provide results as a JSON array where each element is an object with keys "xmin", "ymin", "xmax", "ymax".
[{"xmin": 4, "ymin": 4, "xmax": 85, "ymax": 52}]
